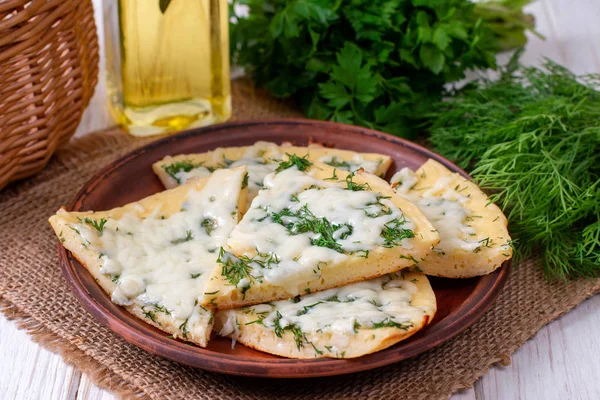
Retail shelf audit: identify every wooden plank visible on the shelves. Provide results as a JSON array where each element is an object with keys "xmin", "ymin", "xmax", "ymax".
[
  {"xmin": 77, "ymin": 375, "xmax": 115, "ymax": 400},
  {"xmin": 452, "ymin": 388, "xmax": 477, "ymax": 400},
  {"xmin": 474, "ymin": 295, "xmax": 600, "ymax": 400},
  {"xmin": 0, "ymin": 313, "xmax": 81, "ymax": 400}
]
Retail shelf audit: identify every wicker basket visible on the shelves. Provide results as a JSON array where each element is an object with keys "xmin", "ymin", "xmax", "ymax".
[{"xmin": 0, "ymin": 0, "xmax": 99, "ymax": 190}]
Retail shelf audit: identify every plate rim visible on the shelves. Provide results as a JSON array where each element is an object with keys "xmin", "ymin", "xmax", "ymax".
[{"xmin": 58, "ymin": 119, "xmax": 510, "ymax": 378}]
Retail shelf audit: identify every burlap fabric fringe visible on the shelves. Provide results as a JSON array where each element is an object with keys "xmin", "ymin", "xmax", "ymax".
[{"xmin": 1, "ymin": 80, "xmax": 599, "ymax": 400}]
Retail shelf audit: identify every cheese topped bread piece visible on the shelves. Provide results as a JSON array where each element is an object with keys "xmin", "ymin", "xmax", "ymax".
[
  {"xmin": 391, "ymin": 159, "xmax": 512, "ymax": 278},
  {"xmin": 201, "ymin": 159, "xmax": 439, "ymax": 309},
  {"xmin": 280, "ymin": 143, "xmax": 392, "ymax": 178},
  {"xmin": 153, "ymin": 141, "xmax": 282, "ymax": 210},
  {"xmin": 214, "ymin": 271, "xmax": 435, "ymax": 359},
  {"xmin": 48, "ymin": 167, "xmax": 248, "ymax": 347},
  {"xmin": 153, "ymin": 142, "xmax": 392, "ymax": 209}
]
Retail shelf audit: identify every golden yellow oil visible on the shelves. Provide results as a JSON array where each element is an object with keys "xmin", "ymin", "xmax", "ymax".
[{"xmin": 104, "ymin": 0, "xmax": 231, "ymax": 136}]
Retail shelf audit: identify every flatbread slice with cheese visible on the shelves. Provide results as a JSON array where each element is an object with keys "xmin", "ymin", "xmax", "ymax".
[
  {"xmin": 280, "ymin": 143, "xmax": 392, "ymax": 178},
  {"xmin": 49, "ymin": 167, "xmax": 248, "ymax": 347},
  {"xmin": 391, "ymin": 159, "xmax": 512, "ymax": 278},
  {"xmin": 153, "ymin": 141, "xmax": 281, "ymax": 189},
  {"xmin": 152, "ymin": 142, "xmax": 392, "ymax": 210},
  {"xmin": 214, "ymin": 271, "xmax": 436, "ymax": 359},
  {"xmin": 201, "ymin": 160, "xmax": 439, "ymax": 309}
]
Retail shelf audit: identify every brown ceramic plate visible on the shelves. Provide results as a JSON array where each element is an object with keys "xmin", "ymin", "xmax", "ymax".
[{"xmin": 59, "ymin": 119, "xmax": 510, "ymax": 378}]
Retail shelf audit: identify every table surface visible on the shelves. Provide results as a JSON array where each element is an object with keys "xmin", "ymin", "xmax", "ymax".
[{"xmin": 2, "ymin": 1, "xmax": 599, "ymax": 399}]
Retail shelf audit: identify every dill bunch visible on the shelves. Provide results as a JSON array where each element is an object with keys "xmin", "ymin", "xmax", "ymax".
[{"xmin": 429, "ymin": 56, "xmax": 600, "ymax": 279}]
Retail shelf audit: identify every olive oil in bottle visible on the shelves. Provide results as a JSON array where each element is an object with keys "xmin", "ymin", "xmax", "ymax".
[{"xmin": 104, "ymin": 0, "xmax": 231, "ymax": 136}]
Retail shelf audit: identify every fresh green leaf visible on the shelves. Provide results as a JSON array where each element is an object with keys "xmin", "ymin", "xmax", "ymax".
[
  {"xmin": 319, "ymin": 81, "xmax": 350, "ymax": 108},
  {"xmin": 433, "ymin": 26, "xmax": 451, "ymax": 50},
  {"xmin": 420, "ymin": 45, "xmax": 445, "ymax": 74},
  {"xmin": 230, "ymin": 0, "xmax": 535, "ymax": 137}
]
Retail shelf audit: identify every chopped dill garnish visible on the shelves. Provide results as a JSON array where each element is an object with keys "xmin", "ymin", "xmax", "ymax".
[
  {"xmin": 355, "ymin": 249, "xmax": 369, "ymax": 258},
  {"xmin": 217, "ymin": 248, "xmax": 256, "ymax": 289},
  {"xmin": 399, "ymin": 254, "xmax": 419, "ymax": 264},
  {"xmin": 245, "ymin": 307, "xmax": 270, "ymax": 325},
  {"xmin": 275, "ymin": 153, "xmax": 313, "ymax": 173},
  {"xmin": 323, "ymin": 169, "xmax": 338, "ymax": 181},
  {"xmin": 179, "ymin": 318, "xmax": 190, "ymax": 338},
  {"xmin": 272, "ymin": 311, "xmax": 310, "ymax": 351},
  {"xmin": 296, "ymin": 302, "xmax": 322, "ymax": 316},
  {"xmin": 362, "ymin": 195, "xmax": 393, "ymax": 218},
  {"xmin": 323, "ymin": 156, "xmax": 351, "ymax": 170},
  {"xmin": 372, "ymin": 318, "xmax": 412, "ymax": 330},
  {"xmin": 380, "ymin": 217, "xmax": 414, "ymax": 247},
  {"xmin": 368, "ymin": 299, "xmax": 382, "ymax": 307},
  {"xmin": 253, "ymin": 250, "xmax": 281, "ymax": 269},
  {"xmin": 162, "ymin": 160, "xmax": 203, "ymax": 184},
  {"xmin": 142, "ymin": 309, "xmax": 156, "ymax": 322},
  {"xmin": 83, "ymin": 217, "xmax": 107, "ymax": 235},
  {"xmin": 171, "ymin": 230, "xmax": 193, "ymax": 245},
  {"xmin": 215, "ymin": 156, "xmax": 234, "ymax": 169},
  {"xmin": 310, "ymin": 342, "xmax": 323, "ymax": 355},
  {"xmin": 241, "ymin": 172, "xmax": 249, "ymax": 189},
  {"xmin": 141, "ymin": 304, "xmax": 170, "ymax": 322},
  {"xmin": 200, "ymin": 218, "xmax": 218, "ymax": 236},
  {"xmin": 474, "ymin": 237, "xmax": 495, "ymax": 253},
  {"xmin": 271, "ymin": 204, "xmax": 352, "ymax": 253},
  {"xmin": 153, "ymin": 304, "xmax": 171, "ymax": 315},
  {"xmin": 345, "ymin": 170, "xmax": 371, "ymax": 191},
  {"xmin": 190, "ymin": 272, "xmax": 202, "ymax": 279}
]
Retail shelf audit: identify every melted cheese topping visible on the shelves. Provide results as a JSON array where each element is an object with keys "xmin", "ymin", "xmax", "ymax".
[
  {"xmin": 319, "ymin": 154, "xmax": 382, "ymax": 174},
  {"xmin": 68, "ymin": 169, "xmax": 242, "ymax": 331},
  {"xmin": 173, "ymin": 142, "xmax": 281, "ymax": 207},
  {"xmin": 391, "ymin": 168, "xmax": 480, "ymax": 252},
  {"xmin": 225, "ymin": 167, "xmax": 415, "ymax": 290},
  {"xmin": 226, "ymin": 272, "xmax": 431, "ymax": 354}
]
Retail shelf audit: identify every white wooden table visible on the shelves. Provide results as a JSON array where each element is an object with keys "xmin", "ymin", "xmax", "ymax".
[{"xmin": 2, "ymin": 1, "xmax": 599, "ymax": 399}]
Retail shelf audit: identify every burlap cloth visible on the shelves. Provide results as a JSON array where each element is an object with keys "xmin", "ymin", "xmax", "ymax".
[{"xmin": 1, "ymin": 80, "xmax": 599, "ymax": 400}]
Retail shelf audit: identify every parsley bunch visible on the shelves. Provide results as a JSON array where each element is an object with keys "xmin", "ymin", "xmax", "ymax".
[
  {"xmin": 230, "ymin": 0, "xmax": 535, "ymax": 138},
  {"xmin": 429, "ymin": 56, "xmax": 600, "ymax": 279}
]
